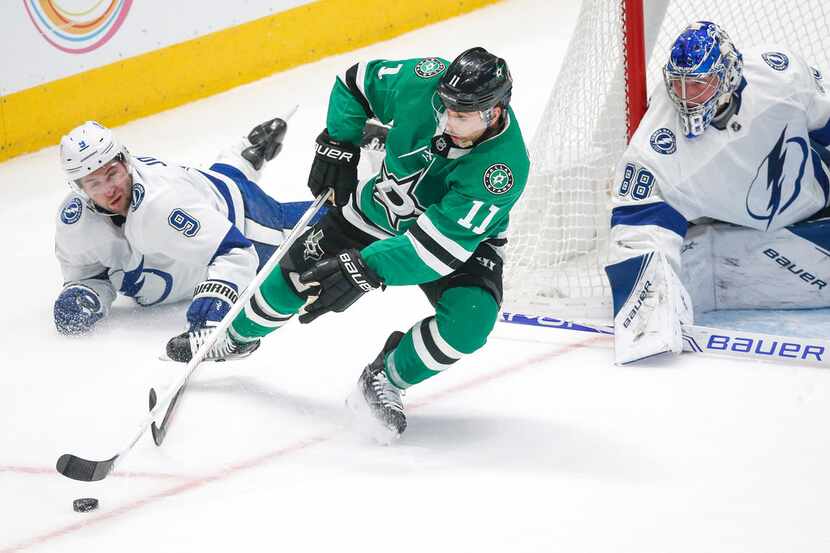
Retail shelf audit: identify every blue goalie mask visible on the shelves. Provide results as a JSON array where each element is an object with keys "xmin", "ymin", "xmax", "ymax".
[{"xmin": 663, "ymin": 21, "xmax": 743, "ymax": 138}]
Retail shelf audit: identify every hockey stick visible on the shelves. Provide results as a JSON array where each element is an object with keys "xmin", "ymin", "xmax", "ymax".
[
  {"xmin": 148, "ymin": 386, "xmax": 179, "ymax": 445},
  {"xmin": 501, "ymin": 311, "xmax": 830, "ymax": 367},
  {"xmin": 55, "ymin": 190, "xmax": 331, "ymax": 482}
]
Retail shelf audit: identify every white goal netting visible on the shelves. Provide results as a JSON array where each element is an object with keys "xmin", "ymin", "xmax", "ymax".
[{"xmin": 503, "ymin": 0, "xmax": 830, "ymax": 322}]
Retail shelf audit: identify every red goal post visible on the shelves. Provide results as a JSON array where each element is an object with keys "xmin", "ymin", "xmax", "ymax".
[{"xmin": 503, "ymin": 0, "xmax": 830, "ymax": 323}]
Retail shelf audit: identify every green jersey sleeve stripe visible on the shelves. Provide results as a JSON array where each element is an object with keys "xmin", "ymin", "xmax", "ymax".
[
  {"xmin": 342, "ymin": 196, "xmax": 393, "ymax": 240},
  {"xmin": 404, "ymin": 232, "xmax": 456, "ymax": 275},
  {"xmin": 416, "ymin": 215, "xmax": 474, "ymax": 263},
  {"xmin": 339, "ymin": 63, "xmax": 374, "ymax": 119},
  {"xmin": 407, "ymin": 224, "xmax": 464, "ymax": 272}
]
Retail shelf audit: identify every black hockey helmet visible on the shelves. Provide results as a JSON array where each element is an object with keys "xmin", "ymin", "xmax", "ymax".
[{"xmin": 437, "ymin": 47, "xmax": 512, "ymax": 112}]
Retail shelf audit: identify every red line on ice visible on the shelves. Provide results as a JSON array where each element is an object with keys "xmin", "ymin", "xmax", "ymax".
[{"xmin": 0, "ymin": 335, "xmax": 603, "ymax": 553}]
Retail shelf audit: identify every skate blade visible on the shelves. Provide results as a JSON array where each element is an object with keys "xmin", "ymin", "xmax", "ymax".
[
  {"xmin": 345, "ymin": 389, "xmax": 401, "ymax": 446},
  {"xmin": 156, "ymin": 353, "xmax": 253, "ymax": 363}
]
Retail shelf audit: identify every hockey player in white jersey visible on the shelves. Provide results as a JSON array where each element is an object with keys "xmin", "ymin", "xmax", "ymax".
[
  {"xmin": 54, "ymin": 118, "xmax": 320, "ymax": 358},
  {"xmin": 605, "ymin": 21, "xmax": 830, "ymax": 364}
]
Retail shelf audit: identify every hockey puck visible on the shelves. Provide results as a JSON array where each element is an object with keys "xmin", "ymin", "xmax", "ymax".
[{"xmin": 72, "ymin": 498, "xmax": 98, "ymax": 513}]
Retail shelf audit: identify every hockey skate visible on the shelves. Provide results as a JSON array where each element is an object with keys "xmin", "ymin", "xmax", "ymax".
[
  {"xmin": 165, "ymin": 328, "xmax": 260, "ymax": 363},
  {"xmin": 241, "ymin": 117, "xmax": 288, "ymax": 170},
  {"xmin": 346, "ymin": 331, "xmax": 407, "ymax": 444}
]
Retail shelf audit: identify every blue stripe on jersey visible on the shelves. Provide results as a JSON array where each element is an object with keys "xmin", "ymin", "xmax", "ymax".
[
  {"xmin": 604, "ymin": 252, "xmax": 654, "ymax": 317},
  {"xmin": 198, "ymin": 169, "xmax": 236, "ymax": 225},
  {"xmin": 211, "ymin": 163, "xmax": 282, "ymax": 229},
  {"xmin": 809, "ymin": 137, "xmax": 830, "ymax": 204},
  {"xmin": 282, "ymin": 201, "xmax": 322, "ymax": 227},
  {"xmin": 252, "ymin": 241, "xmax": 277, "ymax": 272},
  {"xmin": 810, "ymin": 118, "xmax": 830, "ymax": 148},
  {"xmin": 210, "ymin": 162, "xmax": 326, "ymax": 229},
  {"xmin": 210, "ymin": 225, "xmax": 253, "ymax": 264},
  {"xmin": 611, "ymin": 202, "xmax": 688, "ymax": 237},
  {"xmin": 787, "ymin": 218, "xmax": 830, "ymax": 254}
]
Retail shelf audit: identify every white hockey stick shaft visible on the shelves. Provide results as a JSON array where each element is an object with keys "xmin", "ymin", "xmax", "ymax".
[
  {"xmin": 114, "ymin": 190, "xmax": 331, "ymax": 470},
  {"xmin": 500, "ymin": 312, "xmax": 830, "ymax": 367}
]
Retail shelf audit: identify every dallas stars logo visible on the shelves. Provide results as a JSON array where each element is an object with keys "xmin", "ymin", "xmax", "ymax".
[
  {"xmin": 373, "ymin": 161, "xmax": 428, "ymax": 229},
  {"xmin": 483, "ymin": 163, "xmax": 514, "ymax": 195},
  {"xmin": 303, "ymin": 228, "xmax": 325, "ymax": 261},
  {"xmin": 414, "ymin": 58, "xmax": 446, "ymax": 78}
]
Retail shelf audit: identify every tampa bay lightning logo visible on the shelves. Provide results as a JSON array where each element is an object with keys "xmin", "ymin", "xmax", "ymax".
[
  {"xmin": 131, "ymin": 183, "xmax": 145, "ymax": 211},
  {"xmin": 649, "ymin": 128, "xmax": 676, "ymax": 155},
  {"xmin": 762, "ymin": 52, "xmax": 789, "ymax": 71},
  {"xmin": 746, "ymin": 126, "xmax": 808, "ymax": 229},
  {"xmin": 60, "ymin": 198, "xmax": 83, "ymax": 224},
  {"xmin": 117, "ymin": 257, "xmax": 174, "ymax": 306}
]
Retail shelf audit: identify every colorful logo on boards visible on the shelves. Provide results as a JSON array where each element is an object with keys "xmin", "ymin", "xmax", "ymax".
[{"xmin": 24, "ymin": 0, "xmax": 133, "ymax": 54}]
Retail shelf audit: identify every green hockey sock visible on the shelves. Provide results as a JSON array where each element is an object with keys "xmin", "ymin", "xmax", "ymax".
[{"xmin": 231, "ymin": 268, "xmax": 306, "ymax": 339}]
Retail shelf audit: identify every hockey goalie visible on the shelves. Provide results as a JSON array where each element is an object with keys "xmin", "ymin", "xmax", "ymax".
[{"xmin": 605, "ymin": 21, "xmax": 830, "ymax": 364}]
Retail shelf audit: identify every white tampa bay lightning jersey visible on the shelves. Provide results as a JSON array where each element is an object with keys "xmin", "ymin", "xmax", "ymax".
[
  {"xmin": 610, "ymin": 46, "xmax": 830, "ymax": 272},
  {"xmin": 55, "ymin": 154, "xmax": 283, "ymax": 313}
]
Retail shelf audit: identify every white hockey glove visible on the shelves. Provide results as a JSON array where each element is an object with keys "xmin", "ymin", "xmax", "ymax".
[{"xmin": 605, "ymin": 251, "xmax": 693, "ymax": 364}]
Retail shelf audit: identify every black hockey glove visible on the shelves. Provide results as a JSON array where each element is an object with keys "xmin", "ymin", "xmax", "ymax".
[
  {"xmin": 298, "ymin": 249, "xmax": 382, "ymax": 324},
  {"xmin": 242, "ymin": 117, "xmax": 288, "ymax": 170},
  {"xmin": 308, "ymin": 129, "xmax": 360, "ymax": 207}
]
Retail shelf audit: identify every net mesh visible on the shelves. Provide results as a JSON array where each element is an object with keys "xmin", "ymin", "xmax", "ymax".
[{"xmin": 503, "ymin": 0, "xmax": 830, "ymax": 322}]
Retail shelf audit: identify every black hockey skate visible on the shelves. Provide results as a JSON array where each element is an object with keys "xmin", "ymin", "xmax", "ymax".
[
  {"xmin": 346, "ymin": 331, "xmax": 407, "ymax": 443},
  {"xmin": 242, "ymin": 117, "xmax": 288, "ymax": 170},
  {"xmin": 165, "ymin": 328, "xmax": 260, "ymax": 363}
]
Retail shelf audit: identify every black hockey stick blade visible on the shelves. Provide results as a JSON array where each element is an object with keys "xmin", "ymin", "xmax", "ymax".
[
  {"xmin": 149, "ymin": 386, "xmax": 183, "ymax": 446},
  {"xmin": 149, "ymin": 387, "xmax": 164, "ymax": 446},
  {"xmin": 55, "ymin": 453, "xmax": 117, "ymax": 482}
]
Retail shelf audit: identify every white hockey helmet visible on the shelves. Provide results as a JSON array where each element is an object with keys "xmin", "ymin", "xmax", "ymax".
[{"xmin": 60, "ymin": 121, "xmax": 132, "ymax": 211}]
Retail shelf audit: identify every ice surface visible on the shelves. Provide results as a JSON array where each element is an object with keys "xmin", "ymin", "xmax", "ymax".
[{"xmin": 2, "ymin": 2, "xmax": 830, "ymax": 552}]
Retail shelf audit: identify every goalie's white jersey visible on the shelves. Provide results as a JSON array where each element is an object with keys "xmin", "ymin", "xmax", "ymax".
[
  {"xmin": 611, "ymin": 46, "xmax": 830, "ymax": 272},
  {"xmin": 605, "ymin": 46, "xmax": 830, "ymax": 364},
  {"xmin": 55, "ymin": 155, "xmax": 294, "ymax": 314}
]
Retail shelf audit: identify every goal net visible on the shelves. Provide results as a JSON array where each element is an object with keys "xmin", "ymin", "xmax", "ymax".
[{"xmin": 503, "ymin": 0, "xmax": 830, "ymax": 323}]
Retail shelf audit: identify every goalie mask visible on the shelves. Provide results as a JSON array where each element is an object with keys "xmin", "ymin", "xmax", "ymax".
[
  {"xmin": 663, "ymin": 21, "xmax": 743, "ymax": 138},
  {"xmin": 60, "ymin": 121, "xmax": 133, "ymax": 214}
]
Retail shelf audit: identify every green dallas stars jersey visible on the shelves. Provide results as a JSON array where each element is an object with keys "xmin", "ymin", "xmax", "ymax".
[{"xmin": 327, "ymin": 56, "xmax": 530, "ymax": 286}]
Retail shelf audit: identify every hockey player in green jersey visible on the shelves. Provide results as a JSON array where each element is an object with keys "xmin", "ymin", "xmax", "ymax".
[{"xmin": 168, "ymin": 47, "xmax": 530, "ymax": 442}]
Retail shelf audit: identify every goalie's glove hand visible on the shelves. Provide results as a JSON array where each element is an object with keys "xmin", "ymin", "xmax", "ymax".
[
  {"xmin": 185, "ymin": 280, "xmax": 239, "ymax": 332},
  {"xmin": 54, "ymin": 283, "xmax": 104, "ymax": 335},
  {"xmin": 298, "ymin": 249, "xmax": 381, "ymax": 324},
  {"xmin": 308, "ymin": 129, "xmax": 360, "ymax": 207}
]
